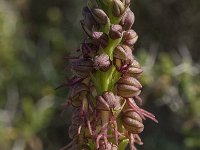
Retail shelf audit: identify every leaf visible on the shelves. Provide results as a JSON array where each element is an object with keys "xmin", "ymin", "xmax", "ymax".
[{"xmin": 118, "ymin": 139, "xmax": 129, "ymax": 150}]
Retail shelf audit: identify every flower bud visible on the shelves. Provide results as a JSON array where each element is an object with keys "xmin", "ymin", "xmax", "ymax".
[
  {"xmin": 71, "ymin": 58, "xmax": 94, "ymax": 78},
  {"xmin": 113, "ymin": 44, "xmax": 133, "ymax": 70},
  {"xmin": 96, "ymin": 92, "xmax": 122, "ymax": 111},
  {"xmin": 92, "ymin": 32, "xmax": 109, "ymax": 48},
  {"xmin": 109, "ymin": 24, "xmax": 123, "ymax": 40},
  {"xmin": 112, "ymin": 0, "xmax": 125, "ymax": 17},
  {"xmin": 122, "ymin": 110, "xmax": 144, "ymax": 134},
  {"xmin": 113, "ymin": 44, "xmax": 133, "ymax": 62},
  {"xmin": 68, "ymin": 124, "xmax": 79, "ymax": 139},
  {"xmin": 120, "ymin": 9, "xmax": 135, "ymax": 30},
  {"xmin": 81, "ymin": 42, "xmax": 98, "ymax": 58},
  {"xmin": 122, "ymin": 30, "xmax": 138, "ymax": 46},
  {"xmin": 70, "ymin": 83, "xmax": 89, "ymax": 107},
  {"xmin": 80, "ymin": 20, "xmax": 93, "ymax": 37},
  {"xmin": 85, "ymin": 13, "xmax": 98, "ymax": 30},
  {"xmin": 124, "ymin": 59, "xmax": 143, "ymax": 78},
  {"xmin": 91, "ymin": 8, "xmax": 109, "ymax": 25},
  {"xmin": 117, "ymin": 76, "xmax": 142, "ymax": 98},
  {"xmin": 94, "ymin": 53, "xmax": 111, "ymax": 71}
]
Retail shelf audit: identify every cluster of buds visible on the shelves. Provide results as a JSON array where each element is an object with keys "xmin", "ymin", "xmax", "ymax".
[{"xmin": 62, "ymin": 0, "xmax": 158, "ymax": 149}]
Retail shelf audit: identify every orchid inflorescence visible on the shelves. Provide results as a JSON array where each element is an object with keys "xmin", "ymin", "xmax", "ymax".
[{"xmin": 63, "ymin": 0, "xmax": 158, "ymax": 149}]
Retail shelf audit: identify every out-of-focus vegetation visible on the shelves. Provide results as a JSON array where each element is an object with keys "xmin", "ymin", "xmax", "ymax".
[{"xmin": 0, "ymin": 0, "xmax": 199, "ymax": 150}]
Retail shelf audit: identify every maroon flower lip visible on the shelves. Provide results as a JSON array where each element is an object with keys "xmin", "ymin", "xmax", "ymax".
[{"xmin": 60, "ymin": 0, "xmax": 158, "ymax": 150}]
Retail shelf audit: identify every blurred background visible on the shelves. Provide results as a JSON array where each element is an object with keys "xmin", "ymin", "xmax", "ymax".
[{"xmin": 0, "ymin": 0, "xmax": 199, "ymax": 150}]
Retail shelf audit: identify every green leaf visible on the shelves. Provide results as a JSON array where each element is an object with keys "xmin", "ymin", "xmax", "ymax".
[{"xmin": 118, "ymin": 139, "xmax": 129, "ymax": 150}]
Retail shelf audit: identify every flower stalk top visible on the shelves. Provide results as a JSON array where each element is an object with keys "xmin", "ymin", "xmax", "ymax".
[{"xmin": 62, "ymin": 0, "xmax": 158, "ymax": 149}]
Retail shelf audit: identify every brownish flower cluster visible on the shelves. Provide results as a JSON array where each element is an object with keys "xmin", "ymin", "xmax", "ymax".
[{"xmin": 62, "ymin": 0, "xmax": 158, "ymax": 149}]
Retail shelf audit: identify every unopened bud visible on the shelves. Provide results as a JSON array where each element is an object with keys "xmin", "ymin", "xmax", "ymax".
[
  {"xmin": 96, "ymin": 92, "xmax": 122, "ymax": 111},
  {"xmin": 113, "ymin": 44, "xmax": 133, "ymax": 62},
  {"xmin": 71, "ymin": 58, "xmax": 94, "ymax": 78},
  {"xmin": 124, "ymin": 59, "xmax": 143, "ymax": 78},
  {"xmin": 68, "ymin": 124, "xmax": 79, "ymax": 139},
  {"xmin": 94, "ymin": 53, "xmax": 111, "ymax": 71},
  {"xmin": 117, "ymin": 76, "xmax": 142, "ymax": 98},
  {"xmin": 120, "ymin": 9, "xmax": 135, "ymax": 30},
  {"xmin": 80, "ymin": 20, "xmax": 93, "ymax": 37},
  {"xmin": 112, "ymin": 0, "xmax": 125, "ymax": 17},
  {"xmin": 122, "ymin": 30, "xmax": 138, "ymax": 46},
  {"xmin": 70, "ymin": 83, "xmax": 89, "ymax": 107},
  {"xmin": 92, "ymin": 32, "xmax": 109, "ymax": 48},
  {"xmin": 91, "ymin": 8, "xmax": 109, "ymax": 25},
  {"xmin": 81, "ymin": 42, "xmax": 98, "ymax": 58},
  {"xmin": 109, "ymin": 24, "xmax": 123, "ymax": 40},
  {"xmin": 122, "ymin": 110, "xmax": 144, "ymax": 134}
]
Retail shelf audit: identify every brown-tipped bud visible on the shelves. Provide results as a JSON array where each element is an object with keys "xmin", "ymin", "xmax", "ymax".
[
  {"xmin": 122, "ymin": 30, "xmax": 138, "ymax": 46},
  {"xmin": 112, "ymin": 0, "xmax": 125, "ymax": 17},
  {"xmin": 109, "ymin": 24, "xmax": 123, "ymax": 40},
  {"xmin": 120, "ymin": 9, "xmax": 135, "ymax": 30},
  {"xmin": 80, "ymin": 20, "xmax": 93, "ymax": 37},
  {"xmin": 70, "ymin": 83, "xmax": 89, "ymax": 107},
  {"xmin": 124, "ymin": 59, "xmax": 143, "ymax": 78},
  {"xmin": 81, "ymin": 42, "xmax": 98, "ymax": 58},
  {"xmin": 91, "ymin": 8, "xmax": 109, "ymax": 25},
  {"xmin": 94, "ymin": 53, "xmax": 111, "ymax": 71},
  {"xmin": 113, "ymin": 44, "xmax": 133, "ymax": 62},
  {"xmin": 96, "ymin": 92, "xmax": 122, "ymax": 111},
  {"xmin": 85, "ymin": 14, "xmax": 99, "ymax": 30},
  {"xmin": 68, "ymin": 124, "xmax": 79, "ymax": 139},
  {"xmin": 92, "ymin": 32, "xmax": 109, "ymax": 48},
  {"xmin": 117, "ymin": 76, "xmax": 142, "ymax": 98},
  {"xmin": 122, "ymin": 110, "xmax": 144, "ymax": 134},
  {"xmin": 71, "ymin": 58, "xmax": 94, "ymax": 78}
]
